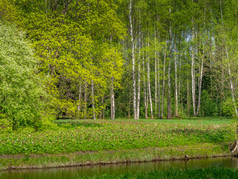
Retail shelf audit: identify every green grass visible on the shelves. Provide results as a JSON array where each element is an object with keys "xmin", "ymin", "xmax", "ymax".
[
  {"xmin": 0, "ymin": 117, "xmax": 235, "ymax": 169},
  {"xmin": 0, "ymin": 143, "xmax": 231, "ymax": 170},
  {"xmin": 56, "ymin": 117, "xmax": 235, "ymax": 128},
  {"xmin": 0, "ymin": 118, "xmax": 235, "ymax": 155}
]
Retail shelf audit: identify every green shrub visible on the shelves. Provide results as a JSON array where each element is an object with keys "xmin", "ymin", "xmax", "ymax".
[
  {"xmin": 0, "ymin": 22, "xmax": 47, "ymax": 130},
  {"xmin": 0, "ymin": 118, "xmax": 12, "ymax": 133},
  {"xmin": 201, "ymin": 90, "xmax": 218, "ymax": 116},
  {"xmin": 221, "ymin": 97, "xmax": 234, "ymax": 117}
]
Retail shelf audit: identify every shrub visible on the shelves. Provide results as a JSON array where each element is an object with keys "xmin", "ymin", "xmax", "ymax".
[{"xmin": 0, "ymin": 22, "xmax": 46, "ymax": 129}]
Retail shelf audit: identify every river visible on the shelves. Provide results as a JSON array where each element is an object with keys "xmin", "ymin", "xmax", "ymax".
[{"xmin": 1, "ymin": 157, "xmax": 238, "ymax": 178}]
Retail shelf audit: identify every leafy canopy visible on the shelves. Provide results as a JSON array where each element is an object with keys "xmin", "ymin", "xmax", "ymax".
[{"xmin": 0, "ymin": 22, "xmax": 45, "ymax": 129}]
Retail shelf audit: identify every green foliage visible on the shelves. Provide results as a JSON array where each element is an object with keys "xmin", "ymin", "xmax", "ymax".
[
  {"xmin": 0, "ymin": 117, "xmax": 12, "ymax": 133},
  {"xmin": 221, "ymin": 97, "xmax": 235, "ymax": 117},
  {"xmin": 0, "ymin": 22, "xmax": 45, "ymax": 129},
  {"xmin": 0, "ymin": 0, "xmax": 18, "ymax": 21},
  {"xmin": 0, "ymin": 118, "xmax": 233, "ymax": 155},
  {"xmin": 1, "ymin": 0, "xmax": 238, "ymax": 121},
  {"xmin": 201, "ymin": 90, "xmax": 218, "ymax": 116},
  {"xmin": 11, "ymin": 0, "xmax": 126, "ymax": 119}
]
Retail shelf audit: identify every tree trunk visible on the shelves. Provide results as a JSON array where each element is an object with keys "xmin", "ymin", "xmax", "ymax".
[
  {"xmin": 136, "ymin": 21, "xmax": 142, "ymax": 120},
  {"xmin": 226, "ymin": 51, "xmax": 238, "ymax": 117},
  {"xmin": 84, "ymin": 80, "xmax": 87, "ymax": 119},
  {"xmin": 110, "ymin": 78, "xmax": 115, "ymax": 119},
  {"xmin": 100, "ymin": 96, "xmax": 104, "ymax": 120},
  {"xmin": 154, "ymin": 31, "xmax": 158, "ymax": 117},
  {"xmin": 147, "ymin": 42, "xmax": 153, "ymax": 119},
  {"xmin": 128, "ymin": 89, "xmax": 131, "ymax": 119},
  {"xmin": 174, "ymin": 42, "xmax": 178, "ymax": 117},
  {"xmin": 158, "ymin": 50, "xmax": 161, "ymax": 119},
  {"xmin": 143, "ymin": 52, "xmax": 148, "ymax": 119},
  {"xmin": 196, "ymin": 8, "xmax": 206, "ymax": 117},
  {"xmin": 78, "ymin": 82, "xmax": 82, "ymax": 119},
  {"xmin": 187, "ymin": 78, "xmax": 191, "ymax": 115},
  {"xmin": 129, "ymin": 0, "xmax": 137, "ymax": 119},
  {"xmin": 196, "ymin": 55, "xmax": 204, "ymax": 116},
  {"xmin": 136, "ymin": 41, "xmax": 141, "ymax": 119},
  {"xmin": 179, "ymin": 54, "xmax": 182, "ymax": 116},
  {"xmin": 191, "ymin": 17, "xmax": 196, "ymax": 116},
  {"xmin": 167, "ymin": 12, "xmax": 172, "ymax": 119},
  {"xmin": 167, "ymin": 57, "xmax": 172, "ymax": 119},
  {"xmin": 161, "ymin": 41, "xmax": 167, "ymax": 119},
  {"xmin": 136, "ymin": 62, "xmax": 141, "ymax": 119},
  {"xmin": 91, "ymin": 80, "xmax": 96, "ymax": 120}
]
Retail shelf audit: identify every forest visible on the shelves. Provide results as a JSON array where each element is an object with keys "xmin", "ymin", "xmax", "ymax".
[
  {"xmin": 2, "ymin": 1, "xmax": 238, "ymax": 176},
  {"xmin": 0, "ymin": 0, "xmax": 238, "ymax": 129}
]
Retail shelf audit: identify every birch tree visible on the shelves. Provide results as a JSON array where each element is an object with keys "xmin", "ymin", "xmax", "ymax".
[{"xmin": 129, "ymin": 0, "xmax": 137, "ymax": 119}]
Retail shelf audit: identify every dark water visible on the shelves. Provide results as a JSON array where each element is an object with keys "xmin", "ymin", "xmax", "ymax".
[{"xmin": 1, "ymin": 157, "xmax": 238, "ymax": 179}]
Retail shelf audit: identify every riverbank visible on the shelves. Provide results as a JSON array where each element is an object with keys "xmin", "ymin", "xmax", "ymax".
[
  {"xmin": 0, "ymin": 118, "xmax": 235, "ymax": 170},
  {"xmin": 0, "ymin": 143, "xmax": 232, "ymax": 170},
  {"xmin": 2, "ymin": 156, "xmax": 238, "ymax": 179}
]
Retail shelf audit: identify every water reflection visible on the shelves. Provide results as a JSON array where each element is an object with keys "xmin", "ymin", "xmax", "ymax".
[{"xmin": 1, "ymin": 157, "xmax": 238, "ymax": 179}]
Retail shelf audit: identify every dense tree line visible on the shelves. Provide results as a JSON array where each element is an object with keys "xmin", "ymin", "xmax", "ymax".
[{"xmin": 0, "ymin": 0, "xmax": 238, "ymax": 129}]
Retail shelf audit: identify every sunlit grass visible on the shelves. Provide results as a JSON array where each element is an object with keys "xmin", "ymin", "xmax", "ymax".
[{"xmin": 0, "ymin": 118, "xmax": 234, "ymax": 155}]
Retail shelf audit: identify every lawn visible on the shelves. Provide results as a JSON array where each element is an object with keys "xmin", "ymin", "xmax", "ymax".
[{"xmin": 0, "ymin": 118, "xmax": 235, "ymax": 155}]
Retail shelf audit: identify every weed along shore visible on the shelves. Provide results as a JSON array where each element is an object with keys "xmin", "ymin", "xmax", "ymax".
[
  {"xmin": 0, "ymin": 144, "xmax": 233, "ymax": 170},
  {"xmin": 0, "ymin": 118, "xmax": 235, "ymax": 170}
]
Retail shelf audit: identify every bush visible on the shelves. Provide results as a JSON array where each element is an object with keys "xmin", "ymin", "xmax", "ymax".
[
  {"xmin": 221, "ymin": 97, "xmax": 234, "ymax": 117},
  {"xmin": 201, "ymin": 90, "xmax": 218, "ymax": 116},
  {"xmin": 0, "ymin": 114, "xmax": 12, "ymax": 133},
  {"xmin": 0, "ymin": 22, "xmax": 46, "ymax": 129}
]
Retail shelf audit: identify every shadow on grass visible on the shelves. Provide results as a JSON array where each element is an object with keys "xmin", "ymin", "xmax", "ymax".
[
  {"xmin": 57, "ymin": 122, "xmax": 102, "ymax": 128},
  {"xmin": 168, "ymin": 128, "xmax": 232, "ymax": 143}
]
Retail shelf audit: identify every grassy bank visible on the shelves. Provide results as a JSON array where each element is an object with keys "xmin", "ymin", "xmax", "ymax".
[
  {"xmin": 0, "ymin": 118, "xmax": 235, "ymax": 169},
  {"xmin": 0, "ymin": 143, "xmax": 232, "ymax": 170}
]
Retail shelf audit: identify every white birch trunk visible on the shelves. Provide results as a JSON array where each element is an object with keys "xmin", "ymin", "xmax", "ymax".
[
  {"xmin": 143, "ymin": 53, "xmax": 148, "ymax": 119},
  {"xmin": 196, "ymin": 8, "xmax": 206, "ymax": 117},
  {"xmin": 128, "ymin": 90, "xmax": 131, "ymax": 118},
  {"xmin": 147, "ymin": 41, "xmax": 153, "ymax": 119},
  {"xmin": 136, "ymin": 33, "xmax": 141, "ymax": 119},
  {"xmin": 84, "ymin": 80, "xmax": 87, "ymax": 119},
  {"xmin": 174, "ymin": 42, "xmax": 178, "ymax": 117},
  {"xmin": 91, "ymin": 80, "xmax": 96, "ymax": 120},
  {"xmin": 78, "ymin": 83, "xmax": 82, "ymax": 119},
  {"xmin": 158, "ymin": 49, "xmax": 161, "ymax": 118},
  {"xmin": 167, "ymin": 57, "xmax": 172, "ymax": 119},
  {"xmin": 129, "ymin": 0, "xmax": 137, "ymax": 119},
  {"xmin": 161, "ymin": 41, "xmax": 167, "ymax": 119},
  {"xmin": 191, "ymin": 17, "xmax": 196, "ymax": 116},
  {"xmin": 179, "ymin": 54, "xmax": 182, "ymax": 115},
  {"xmin": 110, "ymin": 78, "xmax": 115, "ymax": 119},
  {"xmin": 154, "ymin": 32, "xmax": 158, "ymax": 117},
  {"xmin": 196, "ymin": 53, "xmax": 204, "ymax": 116},
  {"xmin": 100, "ymin": 97, "xmax": 104, "ymax": 120},
  {"xmin": 187, "ymin": 79, "xmax": 191, "ymax": 114},
  {"xmin": 167, "ymin": 10, "xmax": 172, "ymax": 119},
  {"xmin": 136, "ymin": 59, "xmax": 141, "ymax": 120},
  {"xmin": 226, "ymin": 50, "xmax": 238, "ymax": 117}
]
